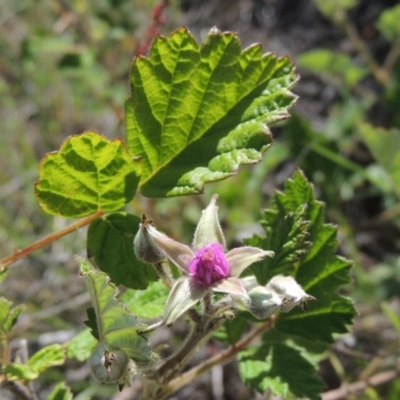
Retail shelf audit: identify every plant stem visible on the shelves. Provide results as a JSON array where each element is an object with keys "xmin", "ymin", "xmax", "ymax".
[
  {"xmin": 155, "ymin": 317, "xmax": 276, "ymax": 400},
  {"xmin": 0, "ymin": 210, "xmax": 105, "ymax": 271}
]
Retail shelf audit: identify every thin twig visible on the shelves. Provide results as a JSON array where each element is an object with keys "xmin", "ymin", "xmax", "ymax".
[
  {"xmin": 341, "ymin": 11, "xmax": 388, "ymax": 85},
  {"xmin": 383, "ymin": 38, "xmax": 400, "ymax": 74},
  {"xmin": 0, "ymin": 210, "xmax": 105, "ymax": 271},
  {"xmin": 160, "ymin": 317, "xmax": 276, "ymax": 400},
  {"xmin": 322, "ymin": 369, "xmax": 400, "ymax": 400}
]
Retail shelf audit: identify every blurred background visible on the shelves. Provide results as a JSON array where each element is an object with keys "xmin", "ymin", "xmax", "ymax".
[{"xmin": 1, "ymin": 0, "xmax": 400, "ymax": 399}]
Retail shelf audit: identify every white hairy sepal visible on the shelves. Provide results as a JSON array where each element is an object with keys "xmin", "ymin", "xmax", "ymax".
[
  {"xmin": 266, "ymin": 275, "xmax": 316, "ymax": 312},
  {"xmin": 134, "ymin": 218, "xmax": 166, "ymax": 264},
  {"xmin": 247, "ymin": 286, "xmax": 282, "ymax": 319}
]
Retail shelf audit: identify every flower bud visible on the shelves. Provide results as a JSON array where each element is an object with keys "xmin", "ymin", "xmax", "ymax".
[
  {"xmin": 247, "ymin": 286, "xmax": 282, "ymax": 319},
  {"xmin": 266, "ymin": 275, "xmax": 316, "ymax": 312},
  {"xmin": 134, "ymin": 215, "xmax": 166, "ymax": 264},
  {"xmin": 88, "ymin": 342, "xmax": 130, "ymax": 385}
]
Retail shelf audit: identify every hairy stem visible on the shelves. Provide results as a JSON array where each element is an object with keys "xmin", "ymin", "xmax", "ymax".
[{"xmin": 0, "ymin": 210, "xmax": 105, "ymax": 271}]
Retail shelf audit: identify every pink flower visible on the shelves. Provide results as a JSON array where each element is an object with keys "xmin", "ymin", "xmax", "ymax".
[
  {"xmin": 189, "ymin": 243, "xmax": 230, "ymax": 286},
  {"xmin": 142, "ymin": 195, "xmax": 274, "ymax": 325}
]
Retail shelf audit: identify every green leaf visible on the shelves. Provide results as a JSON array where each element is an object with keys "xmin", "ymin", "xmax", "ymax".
[
  {"xmin": 0, "ymin": 298, "xmax": 24, "ymax": 335},
  {"xmin": 48, "ymin": 382, "xmax": 73, "ymax": 400},
  {"xmin": 120, "ymin": 281, "xmax": 169, "ymax": 319},
  {"xmin": 213, "ymin": 313, "xmax": 249, "ymax": 344},
  {"xmin": 376, "ymin": 4, "xmax": 400, "ymax": 42},
  {"xmin": 239, "ymin": 341, "xmax": 324, "ymax": 400},
  {"xmin": 358, "ymin": 123, "xmax": 400, "ymax": 196},
  {"xmin": 2, "ymin": 364, "xmax": 37, "ymax": 381},
  {"xmin": 28, "ymin": 344, "xmax": 65, "ymax": 374},
  {"xmin": 126, "ymin": 27, "xmax": 297, "ymax": 197},
  {"xmin": 76, "ymin": 256, "xmax": 153, "ymax": 362},
  {"xmin": 245, "ymin": 204, "xmax": 311, "ymax": 284},
  {"xmin": 35, "ymin": 132, "xmax": 141, "ymax": 218},
  {"xmin": 298, "ymin": 49, "xmax": 368, "ymax": 85},
  {"xmin": 247, "ymin": 170, "xmax": 355, "ymax": 343},
  {"xmin": 3, "ymin": 344, "xmax": 65, "ymax": 382},
  {"xmin": 67, "ymin": 328, "xmax": 97, "ymax": 361},
  {"xmin": 87, "ymin": 212, "xmax": 157, "ymax": 289},
  {"xmin": 0, "ymin": 297, "xmax": 12, "ymax": 328}
]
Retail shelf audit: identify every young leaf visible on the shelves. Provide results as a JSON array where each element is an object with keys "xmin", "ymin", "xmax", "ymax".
[
  {"xmin": 0, "ymin": 298, "xmax": 25, "ymax": 335},
  {"xmin": 3, "ymin": 344, "xmax": 65, "ymax": 381},
  {"xmin": 257, "ymin": 170, "xmax": 356, "ymax": 343},
  {"xmin": 245, "ymin": 204, "xmax": 311, "ymax": 284},
  {"xmin": 239, "ymin": 340, "xmax": 324, "ymax": 400},
  {"xmin": 120, "ymin": 281, "xmax": 169, "ymax": 319},
  {"xmin": 35, "ymin": 132, "xmax": 141, "ymax": 218},
  {"xmin": 27, "ymin": 344, "xmax": 65, "ymax": 374},
  {"xmin": 76, "ymin": 256, "xmax": 153, "ymax": 362},
  {"xmin": 48, "ymin": 382, "xmax": 73, "ymax": 400},
  {"xmin": 87, "ymin": 212, "xmax": 157, "ymax": 289},
  {"xmin": 126, "ymin": 27, "xmax": 297, "ymax": 197}
]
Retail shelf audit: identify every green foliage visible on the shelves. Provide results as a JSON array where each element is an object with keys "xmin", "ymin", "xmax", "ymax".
[
  {"xmin": 298, "ymin": 49, "xmax": 368, "ymax": 85},
  {"xmin": 120, "ymin": 281, "xmax": 169, "ymax": 319},
  {"xmin": 87, "ymin": 212, "xmax": 157, "ymax": 289},
  {"xmin": 239, "ymin": 171, "xmax": 355, "ymax": 398},
  {"xmin": 376, "ymin": 4, "xmax": 400, "ymax": 42},
  {"xmin": 358, "ymin": 123, "xmax": 400, "ymax": 197},
  {"xmin": 245, "ymin": 198, "xmax": 312, "ymax": 285},
  {"xmin": 77, "ymin": 256, "xmax": 154, "ymax": 362},
  {"xmin": 35, "ymin": 132, "xmax": 141, "ymax": 218},
  {"xmin": 126, "ymin": 27, "xmax": 297, "ymax": 197},
  {"xmin": 67, "ymin": 328, "xmax": 97, "ymax": 361},
  {"xmin": 0, "ymin": 298, "xmax": 24, "ymax": 336},
  {"xmin": 48, "ymin": 382, "xmax": 73, "ymax": 400},
  {"xmin": 239, "ymin": 337, "xmax": 324, "ymax": 400},
  {"xmin": 2, "ymin": 344, "xmax": 65, "ymax": 382}
]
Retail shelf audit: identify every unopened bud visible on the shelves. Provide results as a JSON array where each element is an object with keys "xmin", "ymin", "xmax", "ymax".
[
  {"xmin": 88, "ymin": 342, "xmax": 130, "ymax": 385},
  {"xmin": 266, "ymin": 275, "xmax": 316, "ymax": 312},
  {"xmin": 247, "ymin": 286, "xmax": 282, "ymax": 319},
  {"xmin": 134, "ymin": 215, "xmax": 165, "ymax": 264}
]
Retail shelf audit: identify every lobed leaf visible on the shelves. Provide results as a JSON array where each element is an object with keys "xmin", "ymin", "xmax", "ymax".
[
  {"xmin": 76, "ymin": 256, "xmax": 153, "ymax": 362},
  {"xmin": 35, "ymin": 132, "xmax": 141, "ymax": 218},
  {"xmin": 126, "ymin": 27, "xmax": 297, "ymax": 197},
  {"xmin": 87, "ymin": 212, "xmax": 157, "ymax": 289}
]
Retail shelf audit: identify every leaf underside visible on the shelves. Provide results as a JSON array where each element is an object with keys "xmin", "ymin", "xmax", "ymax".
[{"xmin": 126, "ymin": 27, "xmax": 298, "ymax": 197}]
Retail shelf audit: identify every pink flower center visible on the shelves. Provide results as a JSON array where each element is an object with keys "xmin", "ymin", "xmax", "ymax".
[{"xmin": 188, "ymin": 243, "xmax": 230, "ymax": 287}]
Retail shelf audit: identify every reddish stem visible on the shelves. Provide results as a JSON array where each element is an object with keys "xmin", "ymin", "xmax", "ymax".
[{"xmin": 0, "ymin": 210, "xmax": 105, "ymax": 271}]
